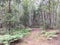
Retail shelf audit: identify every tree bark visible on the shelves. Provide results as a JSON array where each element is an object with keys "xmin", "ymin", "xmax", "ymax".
[{"xmin": 8, "ymin": 0, "xmax": 11, "ymax": 13}]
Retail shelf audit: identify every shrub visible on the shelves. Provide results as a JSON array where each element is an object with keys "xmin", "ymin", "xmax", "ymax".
[
  {"xmin": 0, "ymin": 29, "xmax": 30, "ymax": 45},
  {"xmin": 41, "ymin": 30, "xmax": 58, "ymax": 40}
]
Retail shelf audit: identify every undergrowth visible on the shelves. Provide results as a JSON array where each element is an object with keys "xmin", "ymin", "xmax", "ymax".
[
  {"xmin": 0, "ymin": 28, "xmax": 31, "ymax": 45},
  {"xmin": 41, "ymin": 30, "xmax": 58, "ymax": 40}
]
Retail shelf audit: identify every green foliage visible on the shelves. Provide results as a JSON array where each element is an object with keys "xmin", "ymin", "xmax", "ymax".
[
  {"xmin": 41, "ymin": 30, "xmax": 58, "ymax": 39},
  {"xmin": 3, "ymin": 13, "xmax": 19, "ymax": 31},
  {"xmin": 0, "ymin": 29, "xmax": 30, "ymax": 45}
]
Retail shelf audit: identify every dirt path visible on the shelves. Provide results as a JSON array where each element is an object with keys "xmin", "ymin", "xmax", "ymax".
[{"xmin": 11, "ymin": 28, "xmax": 60, "ymax": 45}]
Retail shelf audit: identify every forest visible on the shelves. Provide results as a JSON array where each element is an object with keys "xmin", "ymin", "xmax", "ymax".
[{"xmin": 0, "ymin": 0, "xmax": 60, "ymax": 45}]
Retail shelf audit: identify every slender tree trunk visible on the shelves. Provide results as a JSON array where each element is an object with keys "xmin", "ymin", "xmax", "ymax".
[
  {"xmin": 8, "ymin": 0, "xmax": 11, "ymax": 13},
  {"xmin": 29, "ymin": 12, "xmax": 32, "ymax": 27},
  {"xmin": 8, "ymin": 0, "xmax": 11, "ymax": 34},
  {"xmin": 48, "ymin": 0, "xmax": 51, "ymax": 28}
]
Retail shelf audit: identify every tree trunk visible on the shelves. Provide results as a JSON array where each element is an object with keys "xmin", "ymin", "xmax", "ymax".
[
  {"xmin": 8, "ymin": 0, "xmax": 11, "ymax": 13},
  {"xmin": 29, "ymin": 12, "xmax": 32, "ymax": 27},
  {"xmin": 48, "ymin": 0, "xmax": 52, "ymax": 28}
]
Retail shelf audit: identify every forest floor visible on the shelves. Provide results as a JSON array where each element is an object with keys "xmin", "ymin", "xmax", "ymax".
[{"xmin": 11, "ymin": 28, "xmax": 60, "ymax": 45}]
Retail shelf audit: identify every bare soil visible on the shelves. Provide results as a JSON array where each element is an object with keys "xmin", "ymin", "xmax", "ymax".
[{"xmin": 11, "ymin": 28, "xmax": 60, "ymax": 45}]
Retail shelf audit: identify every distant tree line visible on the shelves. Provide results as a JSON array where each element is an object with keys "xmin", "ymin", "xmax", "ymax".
[{"xmin": 0, "ymin": 0, "xmax": 60, "ymax": 30}]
